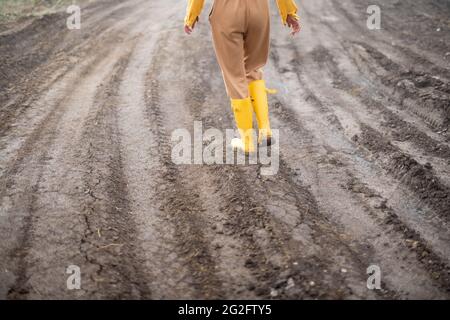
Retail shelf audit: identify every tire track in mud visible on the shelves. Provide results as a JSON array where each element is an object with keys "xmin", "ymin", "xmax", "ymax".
[
  {"xmin": 357, "ymin": 125, "xmax": 450, "ymax": 224},
  {"xmin": 2, "ymin": 0, "xmax": 449, "ymax": 299},
  {"xmin": 140, "ymin": 23, "xmax": 341, "ymax": 298},
  {"xmin": 346, "ymin": 42, "xmax": 450, "ymax": 132},
  {"xmin": 345, "ymin": 174, "xmax": 450, "ymax": 293},
  {"xmin": 0, "ymin": 52, "xmax": 107, "ymax": 184},
  {"xmin": 143, "ymin": 31, "xmax": 283, "ymax": 298},
  {"xmin": 311, "ymin": 44, "xmax": 450, "ymax": 157},
  {"xmin": 279, "ymin": 27, "xmax": 450, "ymax": 208},
  {"xmin": 297, "ymin": 43, "xmax": 450, "ymax": 222},
  {"xmin": 284, "ymin": 2, "xmax": 450, "ymax": 156},
  {"xmin": 170, "ymin": 23, "xmax": 390, "ymax": 299},
  {"xmin": 265, "ymin": 18, "xmax": 450, "ymax": 297},
  {"xmin": 1, "ymin": 0, "xmax": 162, "ymax": 295},
  {"xmin": 1, "ymin": 51, "xmax": 112, "ymax": 298},
  {"xmin": 210, "ymin": 164, "xmax": 354, "ymax": 299},
  {"xmin": 286, "ymin": 41, "xmax": 450, "ymax": 225},
  {"xmin": 0, "ymin": 0, "xmax": 154, "ymax": 176},
  {"xmin": 298, "ymin": 0, "xmax": 450, "ymax": 139},
  {"xmin": 145, "ymin": 69, "xmax": 224, "ymax": 299},
  {"xmin": 328, "ymin": 0, "xmax": 450, "ymax": 79},
  {"xmin": 308, "ymin": 0, "xmax": 450, "ymax": 132},
  {"xmin": 4, "ymin": 46, "xmax": 133, "ymax": 299},
  {"xmin": 266, "ymin": 79, "xmax": 449, "ymax": 297},
  {"xmin": 0, "ymin": 0, "xmax": 147, "ymax": 138},
  {"xmin": 143, "ymin": 34, "xmax": 224, "ymax": 299},
  {"xmin": 108, "ymin": 2, "xmax": 225, "ymax": 296},
  {"xmin": 77, "ymin": 49, "xmax": 152, "ymax": 298},
  {"xmin": 183, "ymin": 77, "xmax": 335, "ymax": 298},
  {"xmin": 274, "ymin": 96, "xmax": 450, "ymax": 295}
]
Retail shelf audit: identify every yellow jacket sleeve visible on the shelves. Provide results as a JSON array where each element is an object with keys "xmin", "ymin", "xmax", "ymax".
[
  {"xmin": 275, "ymin": 0, "xmax": 299, "ymax": 25},
  {"xmin": 185, "ymin": 0, "xmax": 298, "ymax": 27},
  {"xmin": 184, "ymin": 0, "xmax": 205, "ymax": 27}
]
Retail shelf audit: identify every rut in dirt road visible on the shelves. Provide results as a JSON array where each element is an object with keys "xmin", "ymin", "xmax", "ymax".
[{"xmin": 0, "ymin": 0, "xmax": 449, "ymax": 299}]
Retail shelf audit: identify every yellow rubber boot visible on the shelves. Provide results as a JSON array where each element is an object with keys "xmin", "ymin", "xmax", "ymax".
[
  {"xmin": 230, "ymin": 98, "xmax": 255, "ymax": 154},
  {"xmin": 249, "ymin": 80, "xmax": 274, "ymax": 146}
]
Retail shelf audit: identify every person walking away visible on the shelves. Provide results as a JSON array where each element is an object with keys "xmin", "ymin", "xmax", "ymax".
[{"xmin": 185, "ymin": 0, "xmax": 301, "ymax": 154}]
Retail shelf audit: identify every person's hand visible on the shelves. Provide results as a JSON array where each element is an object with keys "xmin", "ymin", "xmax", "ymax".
[
  {"xmin": 286, "ymin": 15, "xmax": 301, "ymax": 35},
  {"xmin": 184, "ymin": 18, "xmax": 198, "ymax": 35},
  {"xmin": 184, "ymin": 25, "xmax": 193, "ymax": 34}
]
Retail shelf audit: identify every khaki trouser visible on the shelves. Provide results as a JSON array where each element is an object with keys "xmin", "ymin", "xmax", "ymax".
[{"xmin": 209, "ymin": 0, "xmax": 270, "ymax": 99}]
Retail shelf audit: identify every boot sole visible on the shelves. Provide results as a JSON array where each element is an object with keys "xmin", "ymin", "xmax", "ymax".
[{"xmin": 259, "ymin": 136, "xmax": 274, "ymax": 147}]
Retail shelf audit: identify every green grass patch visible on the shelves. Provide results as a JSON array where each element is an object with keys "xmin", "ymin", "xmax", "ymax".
[{"xmin": 0, "ymin": 0, "xmax": 80, "ymax": 23}]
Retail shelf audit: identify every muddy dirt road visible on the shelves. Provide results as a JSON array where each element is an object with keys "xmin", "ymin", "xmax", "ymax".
[{"xmin": 0, "ymin": 0, "xmax": 449, "ymax": 299}]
